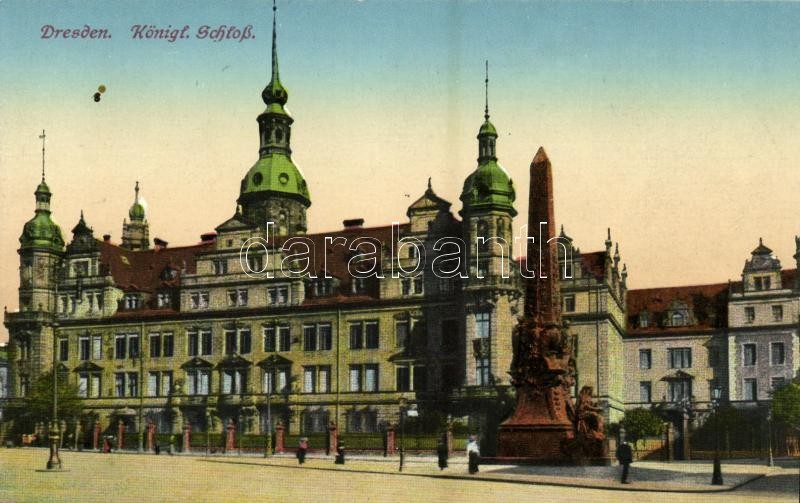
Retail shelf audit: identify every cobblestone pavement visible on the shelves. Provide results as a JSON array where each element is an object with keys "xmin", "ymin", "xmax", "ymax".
[{"xmin": 1, "ymin": 449, "xmax": 797, "ymax": 502}]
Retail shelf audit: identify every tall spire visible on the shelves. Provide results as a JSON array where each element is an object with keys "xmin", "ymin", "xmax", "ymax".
[
  {"xmin": 262, "ymin": 0, "xmax": 288, "ymax": 107},
  {"xmin": 272, "ymin": 0, "xmax": 279, "ymax": 83},
  {"xmin": 134, "ymin": 180, "xmax": 140, "ymax": 203},
  {"xmin": 477, "ymin": 61, "xmax": 498, "ymax": 163},
  {"xmin": 39, "ymin": 129, "xmax": 46, "ymax": 182},
  {"xmin": 484, "ymin": 60, "xmax": 490, "ymax": 121}
]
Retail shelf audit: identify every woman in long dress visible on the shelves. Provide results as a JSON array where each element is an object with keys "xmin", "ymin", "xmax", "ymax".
[{"xmin": 466, "ymin": 436, "xmax": 480, "ymax": 474}]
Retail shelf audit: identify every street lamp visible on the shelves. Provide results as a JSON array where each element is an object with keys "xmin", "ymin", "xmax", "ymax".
[
  {"xmin": 398, "ymin": 398, "xmax": 406, "ymax": 472},
  {"xmin": 205, "ymin": 410, "xmax": 211, "ymax": 456},
  {"xmin": 711, "ymin": 386, "xmax": 723, "ymax": 486},
  {"xmin": 766, "ymin": 409, "xmax": 774, "ymax": 467},
  {"xmin": 46, "ymin": 318, "xmax": 62, "ymax": 470},
  {"xmin": 264, "ymin": 385, "xmax": 272, "ymax": 458}
]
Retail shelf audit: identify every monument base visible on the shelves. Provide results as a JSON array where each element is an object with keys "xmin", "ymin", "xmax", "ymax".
[{"xmin": 496, "ymin": 423, "xmax": 575, "ymax": 462}]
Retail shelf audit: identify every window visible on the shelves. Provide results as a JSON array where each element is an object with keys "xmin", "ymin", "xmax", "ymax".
[
  {"xmin": 123, "ymin": 294, "xmax": 140, "ymax": 310},
  {"xmin": 224, "ymin": 329, "xmax": 236, "ymax": 355},
  {"xmin": 302, "ymin": 409, "xmax": 329, "ymax": 434},
  {"xmin": 128, "ymin": 334, "xmax": 140, "ymax": 359},
  {"xmin": 365, "ymin": 321, "xmax": 379, "ymax": 349},
  {"xmin": 190, "ymin": 291, "xmax": 209, "ymax": 310},
  {"xmin": 221, "ymin": 369, "xmax": 247, "ymax": 394},
  {"xmin": 148, "ymin": 372, "xmax": 160, "ymax": 397},
  {"xmin": 312, "ymin": 279, "xmax": 333, "ymax": 297},
  {"xmin": 156, "ymin": 292, "xmax": 171, "ymax": 308},
  {"xmin": 349, "ymin": 322, "xmax": 363, "ymax": 349},
  {"xmin": 743, "ymin": 344, "xmax": 757, "ymax": 366},
  {"xmin": 771, "ymin": 377, "xmax": 785, "ymax": 390},
  {"xmin": 352, "ymin": 277, "xmax": 369, "ymax": 294},
  {"xmin": 267, "ymin": 285, "xmax": 289, "ymax": 305},
  {"xmin": 770, "ymin": 342, "xmax": 785, "ymax": 365},
  {"xmin": 401, "ymin": 279, "xmax": 411, "ymax": 296},
  {"xmin": 212, "ymin": 259, "xmax": 227, "ymax": 275},
  {"xmin": 147, "ymin": 372, "xmax": 172, "ymax": 397},
  {"xmin": 264, "ymin": 324, "xmax": 291, "ymax": 352},
  {"xmin": 668, "ymin": 348, "xmax": 692, "ymax": 369},
  {"xmin": 639, "ymin": 381, "xmax": 652, "ymax": 403},
  {"xmin": 161, "ymin": 332, "xmax": 175, "ymax": 358},
  {"xmin": 476, "ymin": 357, "xmax": 491, "ymax": 386},
  {"xmin": 396, "ymin": 366, "xmax": 410, "ymax": 392},
  {"xmin": 349, "ymin": 320, "xmax": 379, "ymax": 350},
  {"xmin": 247, "ymin": 254, "xmax": 263, "ymax": 273},
  {"xmin": 347, "ymin": 410, "xmax": 378, "ymax": 433},
  {"xmin": 754, "ymin": 276, "xmax": 771, "ymax": 291},
  {"xmin": 668, "ymin": 379, "xmax": 691, "ymax": 402},
  {"xmin": 115, "ymin": 335, "xmax": 126, "ymax": 359},
  {"xmin": 303, "ymin": 324, "xmax": 317, "ymax": 351},
  {"xmin": 563, "ymin": 295, "xmax": 576, "ymax": 313},
  {"xmin": 349, "ymin": 364, "xmax": 378, "ymax": 392},
  {"xmin": 263, "ymin": 366, "xmax": 289, "ymax": 394},
  {"xmin": 745, "ymin": 306, "xmax": 755, "ymax": 323},
  {"xmin": 743, "ymin": 378, "xmax": 757, "ymax": 401},
  {"xmin": 227, "ymin": 289, "xmax": 249, "ymax": 307},
  {"xmin": 318, "ymin": 323, "xmax": 332, "ymax": 350},
  {"xmin": 186, "ymin": 369, "xmax": 210, "ymax": 395},
  {"xmin": 79, "ymin": 336, "xmax": 90, "ymax": 361},
  {"xmin": 127, "ymin": 372, "xmax": 138, "ymax": 397},
  {"xmin": 303, "ymin": 323, "xmax": 332, "ymax": 351},
  {"xmin": 92, "ymin": 335, "xmax": 102, "ymax": 360},
  {"xmin": 318, "ymin": 366, "xmax": 330, "ymax": 393},
  {"xmin": 58, "ymin": 338, "xmax": 68, "ymax": 361},
  {"xmin": 90, "ymin": 373, "xmax": 101, "ymax": 398},
  {"xmin": 78, "ymin": 372, "xmax": 101, "ymax": 398},
  {"xmin": 396, "ymin": 320, "xmax": 410, "ymax": 348},
  {"xmin": 116, "ymin": 373, "xmax": 129, "ymax": 397},
  {"xmin": 475, "ymin": 312, "xmax": 491, "ymax": 339},
  {"xmin": 772, "ymin": 305, "xmax": 783, "ymax": 322},
  {"xmin": 639, "ymin": 349, "xmax": 652, "ymax": 370},
  {"xmin": 303, "ymin": 366, "xmax": 316, "ymax": 393},
  {"xmin": 78, "ymin": 374, "xmax": 88, "ymax": 397},
  {"xmin": 197, "ymin": 330, "xmax": 209, "ymax": 356},
  {"xmin": 19, "ymin": 375, "xmax": 30, "ymax": 397},
  {"xmin": 239, "ymin": 327, "xmax": 251, "ymax": 354},
  {"xmin": 413, "ymin": 276, "xmax": 424, "ymax": 295},
  {"xmin": 670, "ymin": 312, "xmax": 685, "ymax": 327},
  {"xmin": 150, "ymin": 333, "xmax": 161, "ymax": 358}
]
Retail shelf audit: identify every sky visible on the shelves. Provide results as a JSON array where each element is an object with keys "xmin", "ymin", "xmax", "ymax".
[{"xmin": 1, "ymin": 1, "xmax": 799, "ymax": 343}]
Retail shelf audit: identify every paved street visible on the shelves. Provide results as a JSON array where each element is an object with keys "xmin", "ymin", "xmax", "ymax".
[{"xmin": 1, "ymin": 449, "xmax": 797, "ymax": 502}]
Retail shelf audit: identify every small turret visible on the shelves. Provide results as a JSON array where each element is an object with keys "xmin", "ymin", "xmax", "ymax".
[{"xmin": 121, "ymin": 181, "xmax": 150, "ymax": 250}]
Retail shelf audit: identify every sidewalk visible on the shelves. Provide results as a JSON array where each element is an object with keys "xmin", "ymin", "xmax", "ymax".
[{"xmin": 201, "ymin": 453, "xmax": 788, "ymax": 493}]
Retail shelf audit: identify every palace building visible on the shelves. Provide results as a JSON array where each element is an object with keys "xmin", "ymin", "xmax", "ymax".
[{"xmin": 4, "ymin": 6, "xmax": 797, "ymax": 453}]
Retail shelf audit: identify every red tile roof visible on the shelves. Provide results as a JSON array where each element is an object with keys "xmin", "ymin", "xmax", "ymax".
[{"xmin": 626, "ymin": 282, "xmax": 730, "ymax": 336}]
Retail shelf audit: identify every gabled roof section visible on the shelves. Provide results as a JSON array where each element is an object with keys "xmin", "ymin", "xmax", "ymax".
[
  {"xmin": 181, "ymin": 357, "xmax": 213, "ymax": 369},
  {"xmin": 626, "ymin": 282, "xmax": 729, "ymax": 336},
  {"xmin": 73, "ymin": 361, "xmax": 103, "ymax": 372},
  {"xmin": 215, "ymin": 210, "xmax": 254, "ymax": 232},
  {"xmin": 661, "ymin": 369, "xmax": 694, "ymax": 381},
  {"xmin": 407, "ymin": 180, "xmax": 452, "ymax": 216},
  {"xmin": 216, "ymin": 354, "xmax": 252, "ymax": 368},
  {"xmin": 257, "ymin": 354, "xmax": 293, "ymax": 368}
]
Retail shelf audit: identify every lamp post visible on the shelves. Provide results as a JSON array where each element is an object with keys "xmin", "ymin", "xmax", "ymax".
[
  {"xmin": 205, "ymin": 410, "xmax": 211, "ymax": 456},
  {"xmin": 766, "ymin": 409, "xmax": 774, "ymax": 467},
  {"xmin": 711, "ymin": 387, "xmax": 723, "ymax": 485},
  {"xmin": 46, "ymin": 318, "xmax": 62, "ymax": 470},
  {"xmin": 264, "ymin": 386, "xmax": 272, "ymax": 458},
  {"xmin": 398, "ymin": 398, "xmax": 406, "ymax": 472}
]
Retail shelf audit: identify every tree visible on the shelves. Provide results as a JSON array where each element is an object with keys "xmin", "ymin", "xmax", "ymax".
[
  {"xmin": 621, "ymin": 408, "xmax": 665, "ymax": 448},
  {"xmin": 771, "ymin": 380, "xmax": 800, "ymax": 432},
  {"xmin": 6, "ymin": 370, "xmax": 83, "ymax": 436}
]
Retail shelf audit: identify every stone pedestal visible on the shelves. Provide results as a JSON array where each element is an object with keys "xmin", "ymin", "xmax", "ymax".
[
  {"xmin": 225, "ymin": 421, "xmax": 236, "ymax": 452},
  {"xmin": 117, "ymin": 420, "xmax": 125, "ymax": 451},
  {"xmin": 146, "ymin": 421, "xmax": 156, "ymax": 452},
  {"xmin": 182, "ymin": 423, "xmax": 191, "ymax": 453},
  {"xmin": 275, "ymin": 422, "xmax": 285, "ymax": 453},
  {"xmin": 92, "ymin": 421, "xmax": 101, "ymax": 451},
  {"xmin": 385, "ymin": 426, "xmax": 395, "ymax": 456},
  {"xmin": 328, "ymin": 422, "xmax": 338, "ymax": 456}
]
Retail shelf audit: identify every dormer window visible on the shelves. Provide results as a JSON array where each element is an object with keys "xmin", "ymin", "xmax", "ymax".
[
  {"xmin": 639, "ymin": 311, "xmax": 650, "ymax": 328},
  {"xmin": 73, "ymin": 260, "xmax": 89, "ymax": 277},
  {"xmin": 227, "ymin": 289, "xmax": 248, "ymax": 307},
  {"xmin": 123, "ymin": 294, "xmax": 140, "ymax": 310},
  {"xmin": 190, "ymin": 291, "xmax": 209, "ymax": 310},
  {"xmin": 268, "ymin": 285, "xmax": 290, "ymax": 305},
  {"xmin": 754, "ymin": 276, "xmax": 771, "ymax": 291},
  {"xmin": 352, "ymin": 277, "xmax": 369, "ymax": 294},
  {"xmin": 212, "ymin": 259, "xmax": 228, "ymax": 275},
  {"xmin": 671, "ymin": 312, "xmax": 685, "ymax": 327},
  {"xmin": 312, "ymin": 278, "xmax": 334, "ymax": 297},
  {"xmin": 157, "ymin": 292, "xmax": 172, "ymax": 308}
]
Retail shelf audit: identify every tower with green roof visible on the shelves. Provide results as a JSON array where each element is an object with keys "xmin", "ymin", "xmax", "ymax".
[
  {"xmin": 459, "ymin": 65, "xmax": 518, "ymax": 393},
  {"xmin": 18, "ymin": 130, "xmax": 64, "ymax": 314},
  {"xmin": 121, "ymin": 181, "xmax": 150, "ymax": 250},
  {"xmin": 237, "ymin": 1, "xmax": 310, "ymax": 236}
]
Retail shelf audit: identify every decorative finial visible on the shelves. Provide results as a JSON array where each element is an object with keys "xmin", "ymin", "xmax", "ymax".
[
  {"xmin": 39, "ymin": 129, "xmax": 46, "ymax": 181},
  {"xmin": 759, "ymin": 237, "xmax": 763, "ymax": 246},
  {"xmin": 272, "ymin": 0, "xmax": 279, "ymax": 80},
  {"xmin": 135, "ymin": 181, "xmax": 140, "ymax": 203},
  {"xmin": 484, "ymin": 60, "xmax": 489, "ymax": 121},
  {"xmin": 427, "ymin": 177, "xmax": 432, "ymax": 191}
]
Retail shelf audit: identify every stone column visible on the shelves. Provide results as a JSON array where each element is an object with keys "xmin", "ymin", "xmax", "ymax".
[
  {"xmin": 182, "ymin": 423, "xmax": 191, "ymax": 453},
  {"xmin": 146, "ymin": 421, "xmax": 156, "ymax": 452},
  {"xmin": 225, "ymin": 420, "xmax": 236, "ymax": 453},
  {"xmin": 385, "ymin": 426, "xmax": 396, "ymax": 456},
  {"xmin": 275, "ymin": 422, "xmax": 285, "ymax": 454},
  {"xmin": 117, "ymin": 420, "xmax": 125, "ymax": 451},
  {"xmin": 328, "ymin": 422, "xmax": 338, "ymax": 456},
  {"xmin": 93, "ymin": 421, "xmax": 101, "ymax": 451}
]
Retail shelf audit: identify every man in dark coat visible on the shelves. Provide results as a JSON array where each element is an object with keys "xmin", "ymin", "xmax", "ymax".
[
  {"xmin": 616, "ymin": 441, "xmax": 633, "ymax": 484},
  {"xmin": 436, "ymin": 437, "xmax": 448, "ymax": 470},
  {"xmin": 297, "ymin": 437, "xmax": 308, "ymax": 464},
  {"xmin": 334, "ymin": 442, "xmax": 345, "ymax": 465}
]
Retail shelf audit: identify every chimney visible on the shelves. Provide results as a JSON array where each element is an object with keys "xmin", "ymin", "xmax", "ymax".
[
  {"xmin": 154, "ymin": 238, "xmax": 168, "ymax": 250},
  {"xmin": 201, "ymin": 232, "xmax": 217, "ymax": 243},
  {"xmin": 103, "ymin": 234, "xmax": 111, "ymax": 242},
  {"xmin": 343, "ymin": 218, "xmax": 364, "ymax": 229}
]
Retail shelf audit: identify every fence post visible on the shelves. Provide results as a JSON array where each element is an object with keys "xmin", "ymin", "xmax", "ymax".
[
  {"xmin": 182, "ymin": 423, "xmax": 191, "ymax": 453},
  {"xmin": 275, "ymin": 421, "xmax": 285, "ymax": 453},
  {"xmin": 328, "ymin": 422, "xmax": 338, "ymax": 456},
  {"xmin": 225, "ymin": 421, "xmax": 236, "ymax": 453},
  {"xmin": 385, "ymin": 426, "xmax": 395, "ymax": 456}
]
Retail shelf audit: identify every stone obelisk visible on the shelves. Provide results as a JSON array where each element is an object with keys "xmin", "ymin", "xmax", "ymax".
[{"xmin": 496, "ymin": 147, "xmax": 576, "ymax": 461}]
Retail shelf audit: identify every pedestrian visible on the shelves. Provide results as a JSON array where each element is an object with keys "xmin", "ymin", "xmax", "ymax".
[
  {"xmin": 154, "ymin": 443, "xmax": 160, "ymax": 455},
  {"xmin": 616, "ymin": 441, "xmax": 633, "ymax": 484},
  {"xmin": 436, "ymin": 437, "xmax": 448, "ymax": 470},
  {"xmin": 466, "ymin": 435, "xmax": 480, "ymax": 474},
  {"xmin": 297, "ymin": 437, "xmax": 308, "ymax": 464},
  {"xmin": 334, "ymin": 442, "xmax": 346, "ymax": 465},
  {"xmin": 102, "ymin": 436, "xmax": 110, "ymax": 453}
]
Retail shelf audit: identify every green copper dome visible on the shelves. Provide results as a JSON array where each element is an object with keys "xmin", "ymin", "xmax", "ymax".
[
  {"xmin": 129, "ymin": 202, "xmax": 145, "ymax": 221},
  {"xmin": 479, "ymin": 119, "xmax": 497, "ymax": 136},
  {"xmin": 460, "ymin": 159, "xmax": 517, "ymax": 215},
  {"xmin": 20, "ymin": 211, "xmax": 65, "ymax": 251},
  {"xmin": 36, "ymin": 179, "xmax": 51, "ymax": 195},
  {"xmin": 239, "ymin": 153, "xmax": 310, "ymax": 205}
]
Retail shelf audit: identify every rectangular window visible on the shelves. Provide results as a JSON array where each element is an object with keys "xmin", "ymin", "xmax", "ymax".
[
  {"xmin": 187, "ymin": 369, "xmax": 210, "ymax": 396},
  {"xmin": 148, "ymin": 372, "xmax": 159, "ymax": 397},
  {"xmin": 78, "ymin": 374, "xmax": 89, "ymax": 398},
  {"xmin": 396, "ymin": 366, "xmax": 410, "ymax": 392},
  {"xmin": 278, "ymin": 325, "xmax": 291, "ymax": 351},
  {"xmin": 92, "ymin": 335, "xmax": 102, "ymax": 360},
  {"xmin": 225, "ymin": 329, "xmax": 237, "ymax": 355},
  {"xmin": 199, "ymin": 330, "xmax": 211, "ymax": 356},
  {"xmin": 59, "ymin": 338, "xmax": 69, "ymax": 361},
  {"xmin": 745, "ymin": 306, "xmax": 755, "ymax": 323},
  {"xmin": 563, "ymin": 295, "xmax": 576, "ymax": 313},
  {"xmin": 476, "ymin": 357, "xmax": 490, "ymax": 386},
  {"xmin": 396, "ymin": 320, "xmax": 410, "ymax": 348},
  {"xmin": 115, "ymin": 373, "xmax": 125, "ymax": 397},
  {"xmin": 364, "ymin": 364, "xmax": 378, "ymax": 392},
  {"xmin": 365, "ymin": 321, "xmax": 379, "ymax": 349},
  {"xmin": 127, "ymin": 372, "xmax": 138, "ymax": 397},
  {"xmin": 115, "ymin": 335, "xmax": 126, "ymax": 359},
  {"xmin": 318, "ymin": 323, "xmax": 332, "ymax": 350},
  {"xmin": 303, "ymin": 366, "xmax": 316, "ymax": 393},
  {"xmin": 239, "ymin": 328, "xmax": 252, "ymax": 354},
  {"xmin": 161, "ymin": 371, "xmax": 172, "ymax": 396},
  {"xmin": 639, "ymin": 381, "xmax": 652, "ymax": 403},
  {"xmin": 475, "ymin": 312, "xmax": 491, "ymax": 339},
  {"xmin": 770, "ymin": 342, "xmax": 785, "ymax": 365},
  {"xmin": 156, "ymin": 292, "xmax": 171, "ymax": 308},
  {"xmin": 150, "ymin": 333, "xmax": 161, "ymax": 358},
  {"xmin": 267, "ymin": 285, "xmax": 290, "ymax": 305},
  {"xmin": 743, "ymin": 344, "xmax": 757, "ymax": 366},
  {"xmin": 263, "ymin": 367, "xmax": 289, "ymax": 394},
  {"xmin": 318, "ymin": 366, "xmax": 330, "ymax": 393},
  {"xmin": 221, "ymin": 369, "xmax": 246, "ymax": 394},
  {"xmin": 639, "ymin": 349, "xmax": 652, "ymax": 370},
  {"xmin": 190, "ymin": 291, "xmax": 209, "ymax": 309},
  {"xmin": 79, "ymin": 337, "xmax": 90, "ymax": 361},
  {"xmin": 772, "ymin": 305, "xmax": 783, "ymax": 322},
  {"xmin": 349, "ymin": 365, "xmax": 361, "ymax": 392},
  {"xmin": 90, "ymin": 374, "xmax": 101, "ymax": 398},
  {"xmin": 413, "ymin": 276, "xmax": 424, "ymax": 294},
  {"xmin": 771, "ymin": 377, "xmax": 785, "ymax": 390},
  {"xmin": 349, "ymin": 322, "xmax": 363, "ymax": 349},
  {"xmin": 401, "ymin": 279, "xmax": 411, "ymax": 296},
  {"xmin": 668, "ymin": 348, "xmax": 692, "ymax": 369},
  {"xmin": 743, "ymin": 378, "xmax": 757, "ymax": 401},
  {"xmin": 128, "ymin": 334, "xmax": 140, "ymax": 359},
  {"xmin": 264, "ymin": 326, "xmax": 276, "ymax": 352},
  {"xmin": 188, "ymin": 331, "xmax": 199, "ymax": 357},
  {"xmin": 668, "ymin": 379, "xmax": 691, "ymax": 402},
  {"xmin": 212, "ymin": 259, "xmax": 227, "ymax": 275},
  {"xmin": 163, "ymin": 332, "xmax": 174, "ymax": 357}
]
